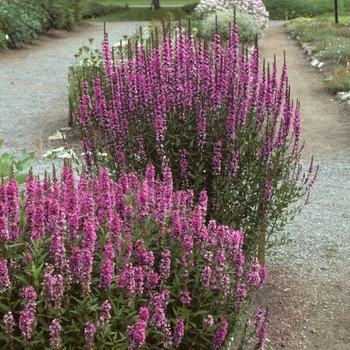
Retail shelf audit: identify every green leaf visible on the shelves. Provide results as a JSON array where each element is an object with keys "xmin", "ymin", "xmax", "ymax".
[
  {"xmin": 14, "ymin": 274, "xmax": 29, "ymax": 285},
  {"xmin": 15, "ymin": 173, "xmax": 28, "ymax": 185},
  {"xmin": 0, "ymin": 303, "xmax": 9, "ymax": 312},
  {"xmin": 0, "ymin": 162, "xmax": 11, "ymax": 176}
]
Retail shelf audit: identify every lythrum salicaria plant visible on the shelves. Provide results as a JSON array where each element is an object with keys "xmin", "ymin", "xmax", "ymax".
[
  {"xmin": 72, "ymin": 22, "xmax": 317, "ymax": 261},
  {"xmin": 0, "ymin": 164, "xmax": 267, "ymax": 349}
]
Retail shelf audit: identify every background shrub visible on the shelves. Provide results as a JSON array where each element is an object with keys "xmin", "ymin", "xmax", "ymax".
[
  {"xmin": 0, "ymin": 0, "xmax": 75, "ymax": 49},
  {"xmin": 195, "ymin": 0, "xmax": 269, "ymax": 28},
  {"xmin": 60, "ymin": 0, "xmax": 89, "ymax": 22},
  {"xmin": 82, "ymin": 2, "xmax": 129, "ymax": 20},
  {"xmin": 202, "ymin": 8, "xmax": 264, "ymax": 43},
  {"xmin": 180, "ymin": 2, "xmax": 200, "ymax": 14},
  {"xmin": 0, "ymin": 29, "xmax": 7, "ymax": 49},
  {"xmin": 264, "ymin": 0, "xmax": 332, "ymax": 20}
]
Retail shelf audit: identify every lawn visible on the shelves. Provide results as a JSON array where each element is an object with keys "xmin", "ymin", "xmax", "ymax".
[
  {"xmin": 94, "ymin": 0, "xmax": 192, "ymax": 6},
  {"xmin": 92, "ymin": 7, "xmax": 188, "ymax": 21}
]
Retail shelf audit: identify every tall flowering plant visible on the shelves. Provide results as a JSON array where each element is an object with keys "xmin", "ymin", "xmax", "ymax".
[
  {"xmin": 73, "ymin": 24, "xmax": 317, "ymax": 261},
  {"xmin": 0, "ymin": 165, "xmax": 266, "ymax": 349},
  {"xmin": 195, "ymin": 0, "xmax": 269, "ymax": 28}
]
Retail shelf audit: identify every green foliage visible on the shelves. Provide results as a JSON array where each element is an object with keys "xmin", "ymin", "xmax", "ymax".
[
  {"xmin": 0, "ymin": 29, "xmax": 7, "ymax": 49},
  {"xmin": 0, "ymin": 0, "xmax": 75, "ymax": 49},
  {"xmin": 61, "ymin": 0, "xmax": 89, "ymax": 22},
  {"xmin": 202, "ymin": 9, "xmax": 263, "ymax": 43},
  {"xmin": 180, "ymin": 2, "xmax": 199, "ymax": 14},
  {"xmin": 285, "ymin": 20, "xmax": 350, "ymax": 93},
  {"xmin": 82, "ymin": 2, "xmax": 129, "ymax": 19},
  {"xmin": 91, "ymin": 7, "xmax": 185, "ymax": 22},
  {"xmin": 0, "ymin": 140, "xmax": 34, "ymax": 185},
  {"xmin": 264, "ymin": 0, "xmax": 332, "ymax": 20},
  {"xmin": 325, "ymin": 66, "xmax": 350, "ymax": 93},
  {"xmin": 285, "ymin": 21, "xmax": 350, "ymax": 42}
]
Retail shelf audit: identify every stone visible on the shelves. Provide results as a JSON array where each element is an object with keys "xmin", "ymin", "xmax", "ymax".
[
  {"xmin": 341, "ymin": 93, "xmax": 350, "ymax": 101},
  {"xmin": 337, "ymin": 92, "xmax": 350, "ymax": 101},
  {"xmin": 310, "ymin": 59, "xmax": 319, "ymax": 67}
]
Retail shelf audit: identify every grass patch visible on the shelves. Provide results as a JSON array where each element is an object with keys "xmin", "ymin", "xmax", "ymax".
[
  {"xmin": 325, "ymin": 66, "xmax": 350, "ymax": 93},
  {"xmin": 286, "ymin": 19, "xmax": 350, "ymax": 93},
  {"xmin": 286, "ymin": 21, "xmax": 350, "ymax": 42},
  {"xmin": 312, "ymin": 37, "xmax": 350, "ymax": 60},
  {"xmin": 92, "ymin": 7, "xmax": 188, "ymax": 21},
  {"xmin": 316, "ymin": 13, "xmax": 350, "ymax": 24},
  {"xmin": 93, "ymin": 0, "xmax": 190, "ymax": 6}
]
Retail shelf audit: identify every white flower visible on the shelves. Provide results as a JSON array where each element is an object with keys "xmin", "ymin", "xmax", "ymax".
[{"xmin": 5, "ymin": 34, "xmax": 9, "ymax": 40}]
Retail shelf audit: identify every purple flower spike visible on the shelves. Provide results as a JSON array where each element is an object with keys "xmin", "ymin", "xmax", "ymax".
[
  {"xmin": 212, "ymin": 317, "xmax": 228, "ymax": 349},
  {"xmin": 49, "ymin": 319, "xmax": 62, "ymax": 350},
  {"xmin": 84, "ymin": 321, "xmax": 95, "ymax": 350},
  {"xmin": 0, "ymin": 259, "xmax": 10, "ymax": 294}
]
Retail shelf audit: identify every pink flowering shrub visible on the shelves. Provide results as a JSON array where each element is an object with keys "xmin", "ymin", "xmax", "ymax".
[
  {"xmin": 195, "ymin": 0, "xmax": 269, "ymax": 28},
  {"xmin": 0, "ymin": 165, "xmax": 267, "ymax": 349},
  {"xmin": 72, "ymin": 24, "xmax": 317, "ymax": 259}
]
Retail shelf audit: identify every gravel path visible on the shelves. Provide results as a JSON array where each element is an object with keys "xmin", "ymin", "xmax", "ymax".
[
  {"xmin": 0, "ymin": 20, "xmax": 350, "ymax": 349},
  {"xmin": 0, "ymin": 21, "xmax": 148, "ymax": 177},
  {"xmin": 259, "ymin": 25, "xmax": 350, "ymax": 349}
]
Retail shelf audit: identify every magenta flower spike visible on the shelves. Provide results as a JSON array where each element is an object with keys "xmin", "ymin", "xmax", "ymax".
[
  {"xmin": 97, "ymin": 300, "xmax": 112, "ymax": 329},
  {"xmin": 99, "ymin": 243, "xmax": 115, "ymax": 289},
  {"xmin": 0, "ymin": 259, "xmax": 10, "ymax": 294},
  {"xmin": 49, "ymin": 319, "xmax": 62, "ymax": 350},
  {"xmin": 62, "ymin": 165, "xmax": 79, "ymax": 244},
  {"xmin": 0, "ymin": 181, "xmax": 9, "ymax": 243},
  {"xmin": 173, "ymin": 317, "xmax": 185, "ymax": 348},
  {"xmin": 19, "ymin": 286, "xmax": 37, "ymax": 342},
  {"xmin": 6, "ymin": 177, "xmax": 19, "ymax": 244},
  {"xmin": 84, "ymin": 321, "xmax": 95, "ymax": 350},
  {"xmin": 212, "ymin": 317, "xmax": 228, "ymax": 349},
  {"xmin": 3, "ymin": 311, "xmax": 15, "ymax": 336}
]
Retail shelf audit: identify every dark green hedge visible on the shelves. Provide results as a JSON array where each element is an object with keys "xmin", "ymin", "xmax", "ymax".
[
  {"xmin": 0, "ymin": 0, "xmax": 75, "ymax": 48},
  {"xmin": 264, "ymin": 0, "xmax": 332, "ymax": 20}
]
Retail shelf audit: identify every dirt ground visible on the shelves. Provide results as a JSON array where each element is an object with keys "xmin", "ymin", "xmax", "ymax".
[{"xmin": 0, "ymin": 22, "xmax": 350, "ymax": 350}]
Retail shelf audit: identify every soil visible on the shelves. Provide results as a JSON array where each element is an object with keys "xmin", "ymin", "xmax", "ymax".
[{"xmin": 1, "ymin": 22, "xmax": 350, "ymax": 350}]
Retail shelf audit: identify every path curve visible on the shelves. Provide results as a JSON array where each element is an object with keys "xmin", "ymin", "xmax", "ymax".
[{"xmin": 259, "ymin": 25, "xmax": 350, "ymax": 350}]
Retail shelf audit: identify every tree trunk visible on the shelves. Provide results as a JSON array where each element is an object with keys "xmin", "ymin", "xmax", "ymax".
[{"xmin": 151, "ymin": 0, "xmax": 160, "ymax": 10}]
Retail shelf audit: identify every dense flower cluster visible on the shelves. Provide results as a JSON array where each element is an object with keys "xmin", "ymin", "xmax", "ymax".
[
  {"xmin": 0, "ymin": 165, "xmax": 266, "ymax": 348},
  {"xmin": 73, "ymin": 22, "xmax": 316, "ymax": 262}
]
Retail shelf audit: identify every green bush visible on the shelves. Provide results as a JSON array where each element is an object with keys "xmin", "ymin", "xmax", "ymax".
[
  {"xmin": 61, "ymin": 0, "xmax": 89, "ymax": 22},
  {"xmin": 0, "ymin": 0, "xmax": 75, "ymax": 49},
  {"xmin": 202, "ymin": 9, "xmax": 263, "ymax": 43},
  {"xmin": 0, "ymin": 29, "xmax": 7, "ymax": 49},
  {"xmin": 0, "ymin": 140, "xmax": 34, "ymax": 186},
  {"xmin": 180, "ymin": 2, "xmax": 199, "ymax": 14},
  {"xmin": 83, "ymin": 2, "xmax": 129, "ymax": 19},
  {"xmin": 264, "ymin": 0, "xmax": 332, "ymax": 20}
]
